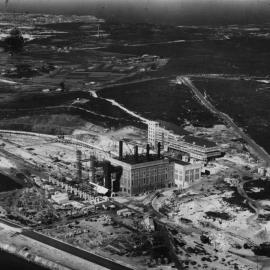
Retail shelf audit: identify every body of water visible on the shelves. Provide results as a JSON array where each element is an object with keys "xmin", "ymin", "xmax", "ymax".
[
  {"xmin": 0, "ymin": 173, "xmax": 22, "ymax": 192},
  {"xmin": 0, "ymin": 250, "xmax": 48, "ymax": 270}
]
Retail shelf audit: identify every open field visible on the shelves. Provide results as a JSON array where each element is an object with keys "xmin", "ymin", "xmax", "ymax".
[
  {"xmin": 193, "ymin": 78, "xmax": 270, "ymax": 154},
  {"xmin": 99, "ymin": 78, "xmax": 221, "ymax": 128}
]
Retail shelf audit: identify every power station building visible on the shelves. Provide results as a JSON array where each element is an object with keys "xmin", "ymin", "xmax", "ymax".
[
  {"xmin": 109, "ymin": 142, "xmax": 175, "ymax": 196},
  {"xmin": 109, "ymin": 141, "xmax": 202, "ymax": 196},
  {"xmin": 74, "ymin": 138, "xmax": 203, "ymax": 196},
  {"xmin": 148, "ymin": 120, "xmax": 221, "ymax": 161}
]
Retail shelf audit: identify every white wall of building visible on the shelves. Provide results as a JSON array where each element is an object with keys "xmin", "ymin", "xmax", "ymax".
[{"xmin": 174, "ymin": 162, "xmax": 202, "ymax": 189}]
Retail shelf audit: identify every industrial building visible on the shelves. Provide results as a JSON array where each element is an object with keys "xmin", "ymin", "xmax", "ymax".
[
  {"xmin": 108, "ymin": 141, "xmax": 203, "ymax": 196},
  {"xmin": 173, "ymin": 160, "xmax": 202, "ymax": 189},
  {"xmin": 73, "ymin": 149, "xmax": 122, "ymax": 196},
  {"xmin": 148, "ymin": 120, "xmax": 221, "ymax": 161},
  {"xmin": 109, "ymin": 142, "xmax": 175, "ymax": 196},
  {"xmin": 73, "ymin": 139, "xmax": 203, "ymax": 197}
]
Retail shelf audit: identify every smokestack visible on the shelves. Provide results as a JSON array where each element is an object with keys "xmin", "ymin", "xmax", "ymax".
[
  {"xmin": 134, "ymin": 145, "xmax": 138, "ymax": 159},
  {"xmin": 119, "ymin": 141, "xmax": 123, "ymax": 159},
  {"xmin": 146, "ymin": 144, "xmax": 150, "ymax": 160},
  {"xmin": 157, "ymin": 142, "xmax": 161, "ymax": 158},
  {"xmin": 76, "ymin": 150, "xmax": 82, "ymax": 182}
]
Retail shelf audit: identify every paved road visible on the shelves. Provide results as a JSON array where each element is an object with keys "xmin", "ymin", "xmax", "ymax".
[
  {"xmin": 0, "ymin": 218, "xmax": 134, "ymax": 270},
  {"xmin": 237, "ymin": 181, "xmax": 262, "ymax": 230},
  {"xmin": 177, "ymin": 76, "xmax": 270, "ymax": 166}
]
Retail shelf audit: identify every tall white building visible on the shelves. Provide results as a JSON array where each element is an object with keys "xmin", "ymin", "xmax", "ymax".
[
  {"xmin": 148, "ymin": 120, "xmax": 221, "ymax": 161},
  {"xmin": 174, "ymin": 160, "xmax": 202, "ymax": 189}
]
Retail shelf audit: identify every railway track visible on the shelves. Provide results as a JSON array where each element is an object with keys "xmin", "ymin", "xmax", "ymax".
[{"xmin": 177, "ymin": 76, "xmax": 270, "ymax": 166}]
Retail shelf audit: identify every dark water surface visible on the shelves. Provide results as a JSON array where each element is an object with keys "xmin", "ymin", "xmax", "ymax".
[
  {"xmin": 0, "ymin": 250, "xmax": 48, "ymax": 270},
  {"xmin": 0, "ymin": 173, "xmax": 22, "ymax": 192}
]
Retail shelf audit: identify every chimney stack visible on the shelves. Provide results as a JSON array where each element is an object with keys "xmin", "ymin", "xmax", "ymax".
[
  {"xmin": 119, "ymin": 141, "xmax": 123, "ymax": 159},
  {"xmin": 157, "ymin": 142, "xmax": 161, "ymax": 158},
  {"xmin": 76, "ymin": 150, "xmax": 82, "ymax": 182},
  {"xmin": 146, "ymin": 144, "xmax": 150, "ymax": 160},
  {"xmin": 134, "ymin": 145, "xmax": 138, "ymax": 159}
]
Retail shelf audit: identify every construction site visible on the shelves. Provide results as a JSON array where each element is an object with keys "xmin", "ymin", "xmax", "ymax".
[
  {"xmin": 0, "ymin": 10, "xmax": 270, "ymax": 269},
  {"xmin": 0, "ymin": 128, "xmax": 181, "ymax": 269},
  {"xmin": 0, "ymin": 118, "xmax": 270, "ymax": 270}
]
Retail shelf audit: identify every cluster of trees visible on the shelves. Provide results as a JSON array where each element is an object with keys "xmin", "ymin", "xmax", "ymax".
[{"xmin": 4, "ymin": 28, "xmax": 24, "ymax": 52}]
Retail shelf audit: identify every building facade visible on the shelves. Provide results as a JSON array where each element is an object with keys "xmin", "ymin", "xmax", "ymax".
[
  {"xmin": 110, "ymin": 157, "xmax": 174, "ymax": 196},
  {"xmin": 174, "ymin": 160, "xmax": 202, "ymax": 189},
  {"xmin": 148, "ymin": 120, "xmax": 221, "ymax": 161}
]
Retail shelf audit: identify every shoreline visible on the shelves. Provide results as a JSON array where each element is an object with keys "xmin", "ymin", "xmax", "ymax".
[
  {"xmin": 0, "ymin": 217, "xmax": 134, "ymax": 270},
  {"xmin": 0, "ymin": 219, "xmax": 109, "ymax": 270},
  {"xmin": 0, "ymin": 241, "xmax": 71, "ymax": 270}
]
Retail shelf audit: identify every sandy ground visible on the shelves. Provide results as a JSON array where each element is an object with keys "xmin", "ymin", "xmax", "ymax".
[
  {"xmin": 0, "ymin": 155, "xmax": 16, "ymax": 169},
  {"xmin": 172, "ymin": 191, "xmax": 264, "ymax": 243},
  {"xmin": 152, "ymin": 166, "xmax": 270, "ymax": 270},
  {"xmin": 40, "ymin": 215, "xmax": 149, "ymax": 269},
  {"xmin": 0, "ymin": 127, "xmax": 146, "ymax": 177}
]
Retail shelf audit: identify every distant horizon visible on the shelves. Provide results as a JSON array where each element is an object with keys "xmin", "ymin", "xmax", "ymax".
[{"xmin": 1, "ymin": 0, "xmax": 270, "ymax": 25}]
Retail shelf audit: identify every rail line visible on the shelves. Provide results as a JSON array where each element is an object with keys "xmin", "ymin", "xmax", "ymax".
[{"xmin": 177, "ymin": 76, "xmax": 270, "ymax": 166}]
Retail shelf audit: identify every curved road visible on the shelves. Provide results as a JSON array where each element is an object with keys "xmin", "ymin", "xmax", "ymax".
[
  {"xmin": 177, "ymin": 76, "xmax": 270, "ymax": 166},
  {"xmin": 237, "ymin": 180, "xmax": 263, "ymax": 228}
]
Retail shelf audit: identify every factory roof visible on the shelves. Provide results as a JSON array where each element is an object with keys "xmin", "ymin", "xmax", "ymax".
[
  {"xmin": 117, "ymin": 154, "xmax": 164, "ymax": 165},
  {"xmin": 182, "ymin": 135, "xmax": 217, "ymax": 148},
  {"xmin": 156, "ymin": 120, "xmax": 217, "ymax": 148},
  {"xmin": 157, "ymin": 120, "xmax": 188, "ymax": 136},
  {"xmin": 174, "ymin": 159, "xmax": 190, "ymax": 166}
]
